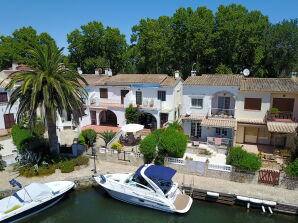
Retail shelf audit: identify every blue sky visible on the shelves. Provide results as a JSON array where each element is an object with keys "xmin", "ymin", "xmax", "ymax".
[{"xmin": 1, "ymin": 0, "xmax": 297, "ymax": 53}]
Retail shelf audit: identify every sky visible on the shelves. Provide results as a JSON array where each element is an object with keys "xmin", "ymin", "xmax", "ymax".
[{"xmin": 1, "ymin": 0, "xmax": 298, "ymax": 54}]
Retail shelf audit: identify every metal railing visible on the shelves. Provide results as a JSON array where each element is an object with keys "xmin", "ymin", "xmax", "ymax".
[
  {"xmin": 208, "ymin": 163, "xmax": 232, "ymax": 172},
  {"xmin": 209, "ymin": 108, "xmax": 235, "ymax": 118},
  {"xmin": 266, "ymin": 111, "xmax": 295, "ymax": 121},
  {"xmin": 165, "ymin": 157, "xmax": 185, "ymax": 165}
]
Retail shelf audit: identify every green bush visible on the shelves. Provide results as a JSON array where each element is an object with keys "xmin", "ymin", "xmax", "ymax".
[
  {"xmin": 227, "ymin": 146, "xmax": 261, "ymax": 172},
  {"xmin": 33, "ymin": 121, "xmax": 45, "ymax": 136},
  {"xmin": 19, "ymin": 136, "xmax": 49, "ymax": 154},
  {"xmin": 167, "ymin": 121, "xmax": 183, "ymax": 131},
  {"xmin": 125, "ymin": 104, "xmax": 139, "ymax": 124},
  {"xmin": 0, "ymin": 144, "xmax": 4, "ymax": 171},
  {"xmin": 285, "ymin": 158, "xmax": 298, "ymax": 177},
  {"xmin": 99, "ymin": 131, "xmax": 116, "ymax": 147},
  {"xmin": 78, "ymin": 134, "xmax": 86, "ymax": 145},
  {"xmin": 19, "ymin": 166, "xmax": 37, "ymax": 177},
  {"xmin": 81, "ymin": 129, "xmax": 97, "ymax": 147},
  {"xmin": 73, "ymin": 156, "xmax": 89, "ymax": 166},
  {"xmin": 267, "ymin": 107, "xmax": 279, "ymax": 115},
  {"xmin": 111, "ymin": 142, "xmax": 123, "ymax": 151},
  {"xmin": 139, "ymin": 133, "xmax": 159, "ymax": 163},
  {"xmin": 60, "ymin": 160, "xmax": 75, "ymax": 173},
  {"xmin": 37, "ymin": 165, "xmax": 56, "ymax": 176},
  {"xmin": 159, "ymin": 127, "xmax": 187, "ymax": 158},
  {"xmin": 154, "ymin": 153, "xmax": 165, "ymax": 165},
  {"xmin": 11, "ymin": 125, "xmax": 32, "ymax": 152}
]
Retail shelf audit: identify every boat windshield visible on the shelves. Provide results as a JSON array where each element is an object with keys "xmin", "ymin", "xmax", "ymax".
[{"xmin": 128, "ymin": 174, "xmax": 172, "ymax": 194}]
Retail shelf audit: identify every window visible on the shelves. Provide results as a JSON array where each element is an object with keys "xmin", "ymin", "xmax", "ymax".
[
  {"xmin": 244, "ymin": 98, "xmax": 262, "ymax": 110},
  {"xmin": 4, "ymin": 114, "xmax": 15, "ymax": 129},
  {"xmin": 0, "ymin": 92, "xmax": 8, "ymax": 103},
  {"xmin": 136, "ymin": 91, "xmax": 142, "ymax": 105},
  {"xmin": 216, "ymin": 128, "xmax": 228, "ymax": 137},
  {"xmin": 157, "ymin": 91, "xmax": 166, "ymax": 101},
  {"xmin": 218, "ymin": 96, "xmax": 230, "ymax": 109},
  {"xmin": 191, "ymin": 98, "xmax": 203, "ymax": 108},
  {"xmin": 100, "ymin": 88, "xmax": 108, "ymax": 98},
  {"xmin": 191, "ymin": 122, "xmax": 201, "ymax": 138}
]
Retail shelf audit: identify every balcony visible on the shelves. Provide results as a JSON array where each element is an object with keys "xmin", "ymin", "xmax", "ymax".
[
  {"xmin": 266, "ymin": 111, "xmax": 296, "ymax": 122},
  {"xmin": 208, "ymin": 108, "xmax": 235, "ymax": 119},
  {"xmin": 126, "ymin": 98, "xmax": 162, "ymax": 111},
  {"xmin": 88, "ymin": 99, "xmax": 124, "ymax": 109}
]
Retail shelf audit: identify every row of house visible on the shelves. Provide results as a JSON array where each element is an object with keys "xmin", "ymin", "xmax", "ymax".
[{"xmin": 0, "ymin": 63, "xmax": 298, "ymax": 150}]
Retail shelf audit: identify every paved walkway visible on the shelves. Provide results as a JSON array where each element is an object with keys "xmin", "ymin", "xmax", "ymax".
[{"xmin": 1, "ymin": 160, "xmax": 298, "ymax": 206}]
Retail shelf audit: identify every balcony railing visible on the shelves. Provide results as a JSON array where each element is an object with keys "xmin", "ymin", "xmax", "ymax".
[
  {"xmin": 209, "ymin": 108, "xmax": 235, "ymax": 119},
  {"xmin": 266, "ymin": 111, "xmax": 296, "ymax": 122},
  {"xmin": 125, "ymin": 98, "xmax": 162, "ymax": 110}
]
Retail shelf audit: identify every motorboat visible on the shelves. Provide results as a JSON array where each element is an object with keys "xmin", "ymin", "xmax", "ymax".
[
  {"xmin": 94, "ymin": 164, "xmax": 193, "ymax": 213},
  {"xmin": 0, "ymin": 180, "xmax": 74, "ymax": 223}
]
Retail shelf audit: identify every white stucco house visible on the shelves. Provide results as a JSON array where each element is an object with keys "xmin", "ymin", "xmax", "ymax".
[
  {"xmin": 182, "ymin": 74, "xmax": 298, "ymax": 150},
  {"xmin": 57, "ymin": 72, "xmax": 183, "ymax": 132}
]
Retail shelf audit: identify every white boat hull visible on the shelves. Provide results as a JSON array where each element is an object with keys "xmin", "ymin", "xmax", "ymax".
[{"xmin": 104, "ymin": 187, "xmax": 174, "ymax": 213}]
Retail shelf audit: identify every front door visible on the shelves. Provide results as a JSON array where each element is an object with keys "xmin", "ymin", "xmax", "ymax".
[
  {"xmin": 244, "ymin": 127, "xmax": 258, "ymax": 144},
  {"xmin": 160, "ymin": 113, "xmax": 168, "ymax": 127},
  {"xmin": 121, "ymin": 90, "xmax": 129, "ymax": 104},
  {"xmin": 191, "ymin": 121, "xmax": 201, "ymax": 139},
  {"xmin": 90, "ymin": 111, "xmax": 97, "ymax": 125},
  {"xmin": 4, "ymin": 114, "xmax": 15, "ymax": 129},
  {"xmin": 136, "ymin": 91, "xmax": 142, "ymax": 105}
]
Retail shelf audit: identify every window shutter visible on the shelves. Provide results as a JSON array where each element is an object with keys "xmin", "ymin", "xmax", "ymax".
[
  {"xmin": 100, "ymin": 88, "xmax": 108, "ymax": 98},
  {"xmin": 244, "ymin": 98, "xmax": 262, "ymax": 110}
]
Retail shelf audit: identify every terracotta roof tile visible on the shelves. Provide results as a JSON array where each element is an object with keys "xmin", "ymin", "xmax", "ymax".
[
  {"xmin": 183, "ymin": 74, "xmax": 243, "ymax": 86},
  {"xmin": 237, "ymin": 119, "xmax": 266, "ymax": 125},
  {"xmin": 79, "ymin": 75, "xmax": 110, "ymax": 86},
  {"xmin": 267, "ymin": 122, "xmax": 298, "ymax": 133},
  {"xmin": 201, "ymin": 118, "xmax": 237, "ymax": 128},
  {"xmin": 240, "ymin": 78, "xmax": 298, "ymax": 93}
]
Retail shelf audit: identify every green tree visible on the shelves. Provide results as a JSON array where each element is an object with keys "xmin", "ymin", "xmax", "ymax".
[
  {"xmin": 285, "ymin": 158, "xmax": 298, "ymax": 177},
  {"xmin": 125, "ymin": 104, "xmax": 139, "ymax": 124},
  {"xmin": 5, "ymin": 42, "xmax": 87, "ymax": 153},
  {"xmin": 81, "ymin": 129, "xmax": 97, "ymax": 147},
  {"xmin": 99, "ymin": 130, "xmax": 116, "ymax": 147},
  {"xmin": 214, "ymin": 4, "xmax": 269, "ymax": 76},
  {"xmin": 0, "ymin": 26, "xmax": 56, "ymax": 70},
  {"xmin": 67, "ymin": 21, "xmax": 127, "ymax": 74},
  {"xmin": 215, "ymin": 64, "xmax": 233, "ymax": 74},
  {"xmin": 264, "ymin": 19, "xmax": 298, "ymax": 77}
]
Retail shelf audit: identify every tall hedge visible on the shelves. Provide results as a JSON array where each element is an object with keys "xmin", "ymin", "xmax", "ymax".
[
  {"xmin": 227, "ymin": 146, "xmax": 262, "ymax": 172},
  {"xmin": 11, "ymin": 125, "xmax": 32, "ymax": 152},
  {"xmin": 125, "ymin": 104, "xmax": 139, "ymax": 124},
  {"xmin": 139, "ymin": 133, "xmax": 158, "ymax": 163},
  {"xmin": 159, "ymin": 127, "xmax": 187, "ymax": 158}
]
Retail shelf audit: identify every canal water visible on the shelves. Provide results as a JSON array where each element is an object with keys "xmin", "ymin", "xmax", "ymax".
[{"xmin": 21, "ymin": 188, "xmax": 297, "ymax": 223}]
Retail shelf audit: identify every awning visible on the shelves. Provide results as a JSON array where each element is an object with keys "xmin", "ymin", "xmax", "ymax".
[
  {"xmin": 237, "ymin": 118, "xmax": 266, "ymax": 125},
  {"xmin": 267, "ymin": 122, "xmax": 298, "ymax": 134},
  {"xmin": 181, "ymin": 115, "xmax": 205, "ymax": 121},
  {"xmin": 201, "ymin": 118, "xmax": 237, "ymax": 128}
]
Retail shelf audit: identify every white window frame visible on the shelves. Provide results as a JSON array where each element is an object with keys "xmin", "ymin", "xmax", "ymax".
[{"xmin": 190, "ymin": 97, "xmax": 203, "ymax": 109}]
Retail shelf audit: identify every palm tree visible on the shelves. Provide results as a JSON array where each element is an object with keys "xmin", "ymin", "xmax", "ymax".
[{"xmin": 5, "ymin": 42, "xmax": 87, "ymax": 153}]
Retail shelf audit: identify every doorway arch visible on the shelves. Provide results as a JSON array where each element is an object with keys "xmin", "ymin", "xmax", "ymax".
[
  {"xmin": 138, "ymin": 112, "xmax": 157, "ymax": 130},
  {"xmin": 99, "ymin": 110, "xmax": 118, "ymax": 126}
]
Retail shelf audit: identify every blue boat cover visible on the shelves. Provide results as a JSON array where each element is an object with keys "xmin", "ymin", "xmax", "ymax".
[{"xmin": 135, "ymin": 165, "xmax": 176, "ymax": 182}]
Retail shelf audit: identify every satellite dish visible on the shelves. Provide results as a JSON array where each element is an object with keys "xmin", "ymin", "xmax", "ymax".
[{"xmin": 243, "ymin": 69, "xmax": 250, "ymax": 77}]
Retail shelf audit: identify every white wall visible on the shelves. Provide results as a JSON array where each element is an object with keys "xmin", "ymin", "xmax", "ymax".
[
  {"xmin": 0, "ymin": 87, "xmax": 19, "ymax": 129},
  {"xmin": 235, "ymin": 91, "xmax": 271, "ymax": 121},
  {"xmin": 182, "ymin": 85, "xmax": 239, "ymax": 117}
]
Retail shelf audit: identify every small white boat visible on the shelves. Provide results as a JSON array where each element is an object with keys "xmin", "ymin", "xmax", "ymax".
[
  {"xmin": 0, "ymin": 181, "xmax": 74, "ymax": 223},
  {"xmin": 94, "ymin": 164, "xmax": 193, "ymax": 213}
]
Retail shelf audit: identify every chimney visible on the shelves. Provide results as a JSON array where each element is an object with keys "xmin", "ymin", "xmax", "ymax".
[
  {"xmin": 191, "ymin": 70, "xmax": 197, "ymax": 76},
  {"xmin": 12, "ymin": 61, "xmax": 18, "ymax": 70},
  {"xmin": 77, "ymin": 67, "xmax": 83, "ymax": 75},
  {"xmin": 174, "ymin": 70, "xmax": 180, "ymax": 79},
  {"xmin": 291, "ymin": 72, "xmax": 297, "ymax": 79}
]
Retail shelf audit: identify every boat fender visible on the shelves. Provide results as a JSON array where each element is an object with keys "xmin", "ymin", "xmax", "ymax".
[
  {"xmin": 207, "ymin": 192, "xmax": 219, "ymax": 197},
  {"xmin": 261, "ymin": 205, "xmax": 266, "ymax": 213},
  {"xmin": 237, "ymin": 196, "xmax": 249, "ymax": 201},
  {"xmin": 100, "ymin": 174, "xmax": 106, "ymax": 183},
  {"xmin": 249, "ymin": 198, "xmax": 262, "ymax": 204},
  {"xmin": 262, "ymin": 200, "xmax": 276, "ymax": 206},
  {"xmin": 268, "ymin": 206, "xmax": 273, "ymax": 214},
  {"xmin": 247, "ymin": 203, "xmax": 250, "ymax": 209}
]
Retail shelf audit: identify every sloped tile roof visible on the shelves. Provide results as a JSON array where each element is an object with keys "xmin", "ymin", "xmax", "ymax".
[
  {"xmin": 80, "ymin": 74, "xmax": 180, "ymax": 87},
  {"xmin": 237, "ymin": 119, "xmax": 266, "ymax": 125},
  {"xmin": 240, "ymin": 78, "xmax": 298, "ymax": 93},
  {"xmin": 181, "ymin": 115, "xmax": 205, "ymax": 120},
  {"xmin": 183, "ymin": 74, "xmax": 243, "ymax": 86},
  {"xmin": 267, "ymin": 122, "xmax": 298, "ymax": 133},
  {"xmin": 201, "ymin": 118, "xmax": 237, "ymax": 128}
]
